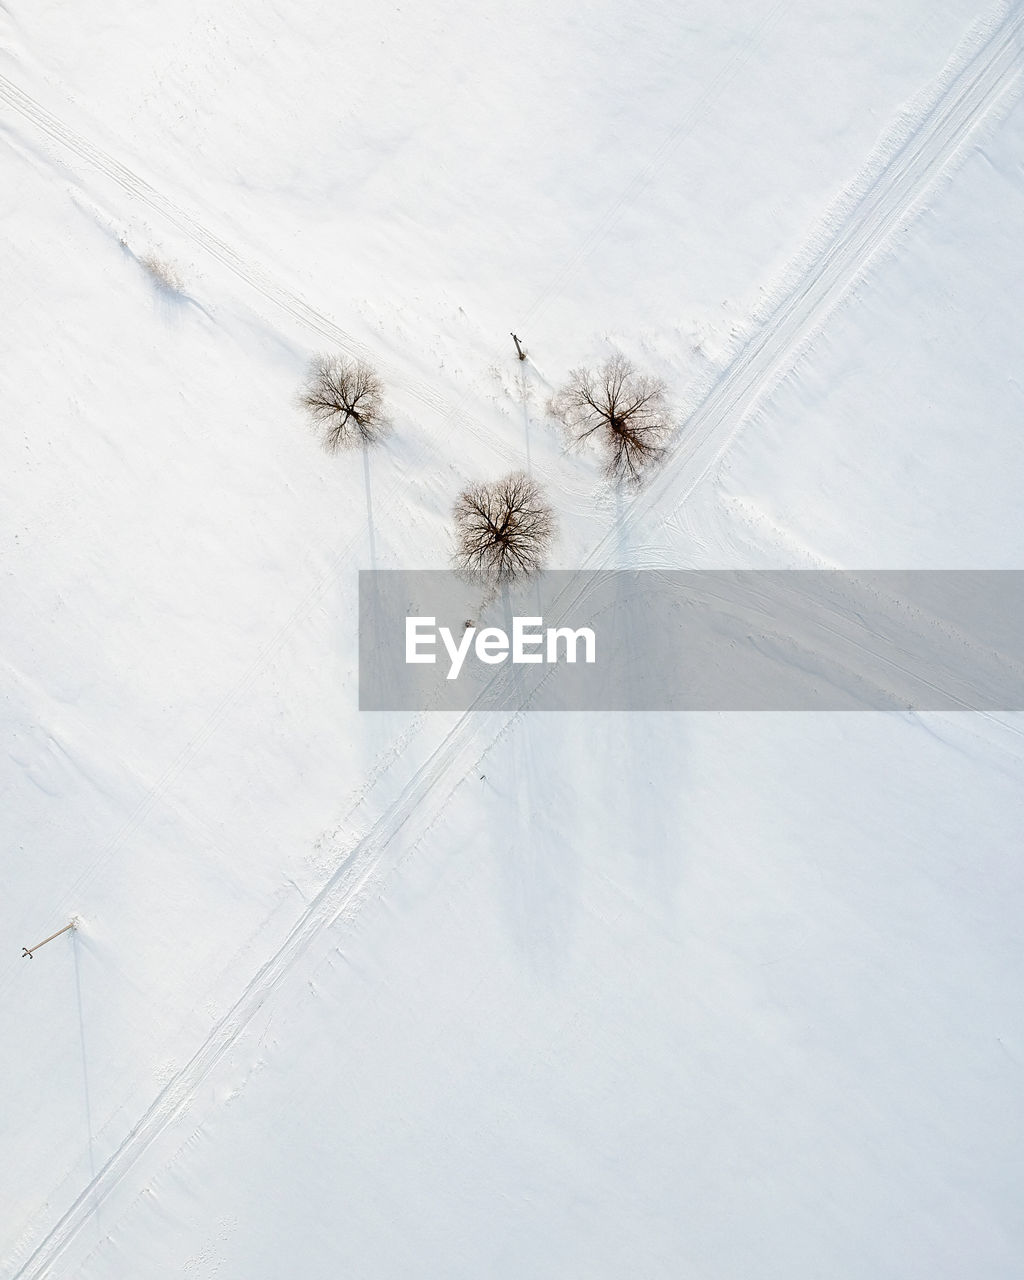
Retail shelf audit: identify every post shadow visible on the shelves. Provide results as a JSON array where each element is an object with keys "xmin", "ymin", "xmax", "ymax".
[
  {"xmin": 518, "ymin": 363, "xmax": 533, "ymax": 477},
  {"xmin": 72, "ymin": 926, "xmax": 97, "ymax": 1190}
]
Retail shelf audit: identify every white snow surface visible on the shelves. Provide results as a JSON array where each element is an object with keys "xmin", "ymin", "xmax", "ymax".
[{"xmin": 2, "ymin": 1, "xmax": 1023, "ymax": 1276}]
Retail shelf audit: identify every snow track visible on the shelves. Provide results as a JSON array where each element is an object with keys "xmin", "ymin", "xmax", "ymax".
[
  {"xmin": 590, "ymin": 0, "xmax": 1024, "ymax": 569},
  {"xmin": 0, "ymin": 72, "xmax": 525, "ymax": 469},
  {"xmin": 6, "ymin": 4, "xmax": 1024, "ymax": 1274}
]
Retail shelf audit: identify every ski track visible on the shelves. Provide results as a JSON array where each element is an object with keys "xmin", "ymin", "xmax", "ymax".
[
  {"xmin": 0, "ymin": 73, "xmax": 496, "ymax": 440},
  {"xmin": 6, "ymin": 5, "xmax": 1024, "ymax": 1274}
]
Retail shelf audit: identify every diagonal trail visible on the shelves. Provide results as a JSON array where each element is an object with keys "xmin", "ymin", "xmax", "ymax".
[{"xmin": 0, "ymin": 0, "xmax": 793, "ymax": 989}]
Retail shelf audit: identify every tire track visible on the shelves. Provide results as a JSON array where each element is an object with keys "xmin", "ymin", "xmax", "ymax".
[
  {"xmin": 7, "ymin": 689, "xmax": 511, "ymax": 1280},
  {"xmin": 0, "ymin": 73, "xmax": 481, "ymax": 435},
  {"xmin": 8, "ymin": 6, "xmax": 1024, "ymax": 1275},
  {"xmin": 477, "ymin": 0, "xmax": 1024, "ymax": 690},
  {"xmin": 0, "ymin": 0, "xmax": 861, "ymax": 940},
  {"xmin": 0, "ymin": 70, "xmax": 516, "ymax": 978},
  {"xmin": 0, "ymin": 0, "xmax": 778, "ymax": 976},
  {"xmin": 576, "ymin": 0, "xmax": 1024, "ymax": 583}
]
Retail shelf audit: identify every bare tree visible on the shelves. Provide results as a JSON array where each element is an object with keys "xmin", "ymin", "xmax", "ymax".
[
  {"xmin": 301, "ymin": 354, "xmax": 391, "ymax": 451},
  {"xmin": 452, "ymin": 471, "xmax": 555, "ymax": 584},
  {"xmin": 549, "ymin": 353, "xmax": 672, "ymax": 486}
]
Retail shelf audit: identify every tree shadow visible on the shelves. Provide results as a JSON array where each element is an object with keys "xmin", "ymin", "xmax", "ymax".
[
  {"xmin": 606, "ymin": 485, "xmax": 687, "ymax": 915},
  {"xmin": 487, "ymin": 584, "xmax": 581, "ymax": 979},
  {"xmin": 362, "ymin": 441, "xmax": 377, "ymax": 571}
]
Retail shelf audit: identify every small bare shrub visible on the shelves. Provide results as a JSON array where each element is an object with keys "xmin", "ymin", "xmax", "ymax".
[
  {"xmin": 139, "ymin": 254, "xmax": 185, "ymax": 294},
  {"xmin": 549, "ymin": 353, "xmax": 672, "ymax": 486},
  {"xmin": 301, "ymin": 354, "xmax": 391, "ymax": 451},
  {"xmin": 452, "ymin": 471, "xmax": 555, "ymax": 585}
]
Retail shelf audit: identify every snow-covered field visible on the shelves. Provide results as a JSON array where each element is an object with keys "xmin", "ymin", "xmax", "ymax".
[{"xmin": 2, "ymin": 1, "xmax": 1023, "ymax": 1276}]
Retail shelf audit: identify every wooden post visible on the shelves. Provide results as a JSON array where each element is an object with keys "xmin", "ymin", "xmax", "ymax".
[
  {"xmin": 22, "ymin": 921, "xmax": 76, "ymax": 958},
  {"xmin": 510, "ymin": 332, "xmax": 526, "ymax": 361}
]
